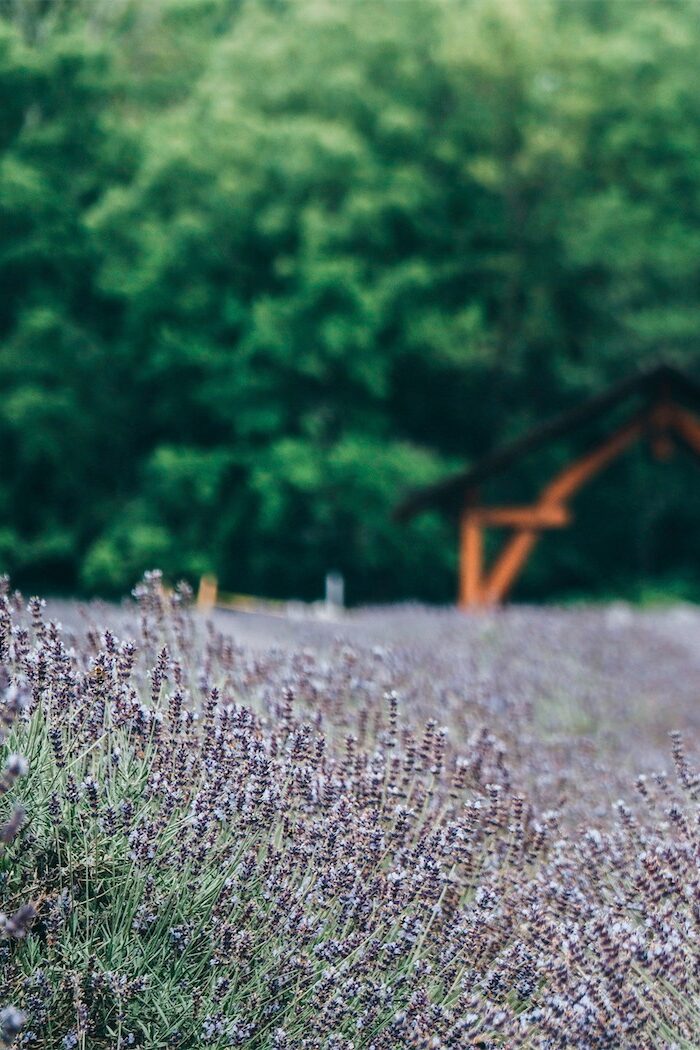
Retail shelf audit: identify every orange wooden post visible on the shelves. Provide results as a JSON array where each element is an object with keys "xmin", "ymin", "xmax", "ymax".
[
  {"xmin": 458, "ymin": 508, "xmax": 483, "ymax": 608},
  {"xmin": 197, "ymin": 574, "xmax": 218, "ymax": 611}
]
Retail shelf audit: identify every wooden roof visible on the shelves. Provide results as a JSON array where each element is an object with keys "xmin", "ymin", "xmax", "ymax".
[{"xmin": 395, "ymin": 363, "xmax": 700, "ymax": 522}]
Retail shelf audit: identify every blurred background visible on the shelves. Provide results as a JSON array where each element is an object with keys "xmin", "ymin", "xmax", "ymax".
[{"xmin": 2, "ymin": 0, "xmax": 700, "ymax": 605}]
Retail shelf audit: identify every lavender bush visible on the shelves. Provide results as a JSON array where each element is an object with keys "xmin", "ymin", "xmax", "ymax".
[
  {"xmin": 0, "ymin": 573, "xmax": 698, "ymax": 1047},
  {"xmin": 0, "ymin": 577, "xmax": 31, "ymax": 1049}
]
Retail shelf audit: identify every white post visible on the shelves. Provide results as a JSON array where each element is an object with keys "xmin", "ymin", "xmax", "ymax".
[{"xmin": 325, "ymin": 571, "xmax": 344, "ymax": 611}]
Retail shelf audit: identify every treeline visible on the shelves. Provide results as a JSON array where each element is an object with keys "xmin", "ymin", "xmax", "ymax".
[{"xmin": 3, "ymin": 0, "xmax": 700, "ymax": 603}]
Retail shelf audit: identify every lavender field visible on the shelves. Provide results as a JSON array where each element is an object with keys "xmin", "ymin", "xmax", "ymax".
[{"xmin": 1, "ymin": 576, "xmax": 700, "ymax": 1048}]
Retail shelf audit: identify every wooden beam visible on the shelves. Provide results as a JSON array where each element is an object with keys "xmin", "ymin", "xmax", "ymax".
[
  {"xmin": 458, "ymin": 509, "xmax": 483, "ymax": 608},
  {"xmin": 541, "ymin": 413, "xmax": 645, "ymax": 505},
  {"xmin": 474, "ymin": 505, "xmax": 570, "ymax": 529},
  {"xmin": 481, "ymin": 529, "xmax": 539, "ymax": 605}
]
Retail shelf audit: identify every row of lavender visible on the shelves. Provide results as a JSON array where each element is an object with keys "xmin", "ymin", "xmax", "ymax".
[
  {"xmin": 0, "ymin": 646, "xmax": 30, "ymax": 1047},
  {"xmin": 0, "ymin": 573, "xmax": 698, "ymax": 1048}
]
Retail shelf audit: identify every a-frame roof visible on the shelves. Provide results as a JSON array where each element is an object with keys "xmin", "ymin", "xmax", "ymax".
[{"xmin": 395, "ymin": 363, "xmax": 700, "ymax": 522}]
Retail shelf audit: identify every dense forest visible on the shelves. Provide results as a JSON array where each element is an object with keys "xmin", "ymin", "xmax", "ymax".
[{"xmin": 2, "ymin": 0, "xmax": 700, "ymax": 603}]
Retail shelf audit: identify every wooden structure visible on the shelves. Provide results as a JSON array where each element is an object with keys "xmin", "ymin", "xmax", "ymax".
[{"xmin": 395, "ymin": 364, "xmax": 700, "ymax": 608}]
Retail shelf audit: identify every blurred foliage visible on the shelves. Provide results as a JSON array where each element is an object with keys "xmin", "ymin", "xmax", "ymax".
[{"xmin": 2, "ymin": 0, "xmax": 700, "ymax": 602}]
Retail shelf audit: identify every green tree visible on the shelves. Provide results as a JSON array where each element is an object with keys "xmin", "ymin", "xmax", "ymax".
[{"xmin": 2, "ymin": 0, "xmax": 700, "ymax": 602}]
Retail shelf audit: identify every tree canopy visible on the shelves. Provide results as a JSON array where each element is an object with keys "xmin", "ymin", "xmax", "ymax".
[{"xmin": 2, "ymin": 0, "xmax": 700, "ymax": 603}]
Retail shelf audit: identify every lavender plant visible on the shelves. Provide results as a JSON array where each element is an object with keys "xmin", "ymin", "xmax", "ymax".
[
  {"xmin": 0, "ymin": 579, "xmax": 31, "ymax": 1049},
  {"xmin": 0, "ymin": 574, "xmax": 698, "ymax": 1047}
]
